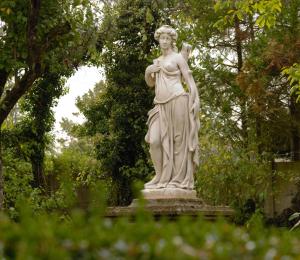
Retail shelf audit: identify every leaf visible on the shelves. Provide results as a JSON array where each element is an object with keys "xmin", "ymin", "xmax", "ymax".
[
  {"xmin": 236, "ymin": 11, "xmax": 244, "ymax": 20},
  {"xmin": 255, "ymin": 15, "xmax": 266, "ymax": 28},
  {"xmin": 291, "ymin": 220, "xmax": 300, "ymax": 231},
  {"xmin": 288, "ymin": 212, "xmax": 300, "ymax": 221},
  {"xmin": 6, "ymin": 8, "xmax": 12, "ymax": 15},
  {"xmin": 256, "ymin": 2, "xmax": 265, "ymax": 13},
  {"xmin": 142, "ymin": 34, "xmax": 147, "ymax": 42},
  {"xmin": 274, "ymin": 3, "xmax": 281, "ymax": 12},
  {"xmin": 214, "ymin": 1, "xmax": 221, "ymax": 12},
  {"xmin": 266, "ymin": 19, "xmax": 271, "ymax": 28},
  {"xmin": 145, "ymin": 8, "xmax": 153, "ymax": 24}
]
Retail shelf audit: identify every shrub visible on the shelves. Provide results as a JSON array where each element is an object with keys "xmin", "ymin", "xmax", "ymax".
[{"xmin": 0, "ymin": 202, "xmax": 300, "ymax": 259}]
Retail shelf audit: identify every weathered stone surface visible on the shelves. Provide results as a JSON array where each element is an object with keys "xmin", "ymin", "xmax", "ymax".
[
  {"xmin": 105, "ymin": 198, "xmax": 234, "ymax": 221},
  {"xmin": 130, "ymin": 198, "xmax": 203, "ymax": 207},
  {"xmin": 144, "ymin": 25, "xmax": 199, "ymax": 191},
  {"xmin": 141, "ymin": 188, "xmax": 197, "ymax": 200}
]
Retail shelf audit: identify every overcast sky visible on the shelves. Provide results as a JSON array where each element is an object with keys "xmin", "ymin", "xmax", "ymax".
[{"xmin": 53, "ymin": 66, "xmax": 103, "ymax": 139}]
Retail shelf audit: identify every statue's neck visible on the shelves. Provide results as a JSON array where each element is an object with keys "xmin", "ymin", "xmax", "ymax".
[{"xmin": 161, "ymin": 48, "xmax": 173, "ymax": 57}]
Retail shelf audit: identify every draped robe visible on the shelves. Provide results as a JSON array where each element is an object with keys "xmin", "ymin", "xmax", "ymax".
[{"xmin": 145, "ymin": 62, "xmax": 199, "ymax": 190}]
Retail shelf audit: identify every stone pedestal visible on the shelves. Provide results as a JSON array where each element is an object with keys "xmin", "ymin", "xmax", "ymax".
[
  {"xmin": 141, "ymin": 188, "xmax": 197, "ymax": 200},
  {"xmin": 106, "ymin": 189, "xmax": 234, "ymax": 220}
]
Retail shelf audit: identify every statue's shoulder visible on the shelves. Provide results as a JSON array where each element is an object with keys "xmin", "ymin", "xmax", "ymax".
[
  {"xmin": 174, "ymin": 52, "xmax": 182, "ymax": 57},
  {"xmin": 173, "ymin": 52, "xmax": 185, "ymax": 63},
  {"xmin": 180, "ymin": 42, "xmax": 192, "ymax": 62}
]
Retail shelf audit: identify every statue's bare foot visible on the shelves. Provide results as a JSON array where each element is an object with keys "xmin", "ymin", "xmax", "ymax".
[
  {"xmin": 166, "ymin": 183, "xmax": 177, "ymax": 188},
  {"xmin": 166, "ymin": 182, "xmax": 181, "ymax": 188},
  {"xmin": 145, "ymin": 182, "xmax": 167, "ymax": 189},
  {"xmin": 144, "ymin": 183, "xmax": 157, "ymax": 189},
  {"xmin": 154, "ymin": 183, "xmax": 167, "ymax": 189},
  {"xmin": 144, "ymin": 176, "xmax": 160, "ymax": 188}
]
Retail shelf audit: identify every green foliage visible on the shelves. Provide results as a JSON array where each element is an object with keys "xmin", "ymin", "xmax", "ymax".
[
  {"xmin": 213, "ymin": 0, "xmax": 300, "ymax": 101},
  {"xmin": 0, "ymin": 0, "xmax": 97, "ymax": 73},
  {"xmin": 282, "ymin": 63, "xmax": 300, "ymax": 102},
  {"xmin": 197, "ymin": 143, "xmax": 269, "ymax": 209},
  {"xmin": 0, "ymin": 0, "xmax": 299, "ymax": 224},
  {"xmin": 214, "ymin": 0, "xmax": 282, "ymax": 29},
  {"xmin": 196, "ymin": 117, "xmax": 270, "ymax": 223},
  {"xmin": 2, "ymin": 148, "xmax": 33, "ymax": 215},
  {"xmin": 196, "ymin": 110, "xmax": 300, "ymax": 223},
  {"xmin": 180, "ymin": 0, "xmax": 300, "ymax": 159},
  {"xmin": 76, "ymin": 0, "xmax": 174, "ymax": 205},
  {"xmin": 0, "ymin": 0, "xmax": 99, "ymax": 127},
  {"xmin": 17, "ymin": 74, "xmax": 67, "ymax": 188},
  {"xmin": 0, "ymin": 0, "xmax": 100, "ymax": 208},
  {"xmin": 1, "ymin": 74, "xmax": 69, "ymax": 208},
  {"xmin": 50, "ymin": 137, "xmax": 102, "ymax": 187},
  {"xmin": 0, "ymin": 202, "xmax": 300, "ymax": 259},
  {"xmin": 2, "ymin": 118, "xmax": 104, "ymax": 214}
]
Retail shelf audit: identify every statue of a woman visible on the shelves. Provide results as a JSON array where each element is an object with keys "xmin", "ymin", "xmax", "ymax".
[{"xmin": 144, "ymin": 25, "xmax": 200, "ymax": 192}]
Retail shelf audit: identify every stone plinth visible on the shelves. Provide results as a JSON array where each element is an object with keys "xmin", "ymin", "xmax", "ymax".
[
  {"xmin": 141, "ymin": 188, "xmax": 197, "ymax": 200},
  {"xmin": 106, "ymin": 197, "xmax": 234, "ymax": 221},
  {"xmin": 130, "ymin": 198, "xmax": 203, "ymax": 207},
  {"xmin": 105, "ymin": 188, "xmax": 234, "ymax": 220}
]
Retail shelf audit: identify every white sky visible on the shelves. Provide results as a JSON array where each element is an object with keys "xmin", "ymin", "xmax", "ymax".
[{"xmin": 53, "ymin": 66, "xmax": 103, "ymax": 139}]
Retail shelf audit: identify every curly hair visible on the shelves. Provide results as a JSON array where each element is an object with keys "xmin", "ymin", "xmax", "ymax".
[{"xmin": 154, "ymin": 25, "xmax": 178, "ymax": 51}]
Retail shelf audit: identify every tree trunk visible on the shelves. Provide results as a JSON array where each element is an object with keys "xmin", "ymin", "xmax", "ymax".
[
  {"xmin": 0, "ymin": 129, "xmax": 4, "ymax": 209},
  {"xmin": 256, "ymin": 116, "xmax": 263, "ymax": 155},
  {"xmin": 110, "ymin": 176, "xmax": 133, "ymax": 206},
  {"xmin": 235, "ymin": 17, "xmax": 243, "ymax": 73},
  {"xmin": 0, "ymin": 70, "xmax": 9, "ymax": 98},
  {"xmin": 234, "ymin": 16, "xmax": 247, "ymax": 145},
  {"xmin": 290, "ymin": 95, "xmax": 300, "ymax": 161},
  {"xmin": 31, "ymin": 157, "xmax": 46, "ymax": 189}
]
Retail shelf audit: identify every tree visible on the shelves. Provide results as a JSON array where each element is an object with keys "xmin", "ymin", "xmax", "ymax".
[
  {"xmin": 18, "ymin": 74, "xmax": 66, "ymax": 188},
  {"xmin": 77, "ymin": 0, "xmax": 175, "ymax": 205},
  {"xmin": 174, "ymin": 0, "xmax": 253, "ymax": 147},
  {"xmin": 175, "ymin": 0, "xmax": 300, "ymax": 160},
  {"xmin": 214, "ymin": 0, "xmax": 300, "ymax": 101},
  {"xmin": 0, "ymin": 0, "xmax": 99, "ymax": 208}
]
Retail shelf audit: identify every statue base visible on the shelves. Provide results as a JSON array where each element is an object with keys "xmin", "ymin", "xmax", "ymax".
[
  {"xmin": 105, "ymin": 188, "xmax": 234, "ymax": 220},
  {"xmin": 141, "ymin": 188, "xmax": 197, "ymax": 200}
]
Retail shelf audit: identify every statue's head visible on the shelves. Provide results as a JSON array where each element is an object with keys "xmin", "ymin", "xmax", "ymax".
[{"xmin": 154, "ymin": 25, "xmax": 177, "ymax": 51}]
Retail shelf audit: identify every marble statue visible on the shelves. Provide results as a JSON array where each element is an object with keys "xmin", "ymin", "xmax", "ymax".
[{"xmin": 143, "ymin": 25, "xmax": 200, "ymax": 198}]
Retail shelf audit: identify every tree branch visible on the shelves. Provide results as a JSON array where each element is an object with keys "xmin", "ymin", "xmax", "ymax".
[
  {"xmin": 0, "ymin": 70, "xmax": 9, "ymax": 98},
  {"xmin": 0, "ymin": 2, "xmax": 73, "ymax": 126},
  {"xmin": 27, "ymin": 0, "xmax": 41, "ymax": 73},
  {"xmin": 42, "ymin": 22, "xmax": 71, "ymax": 52},
  {"xmin": 0, "ymin": 70, "xmax": 39, "ymax": 125}
]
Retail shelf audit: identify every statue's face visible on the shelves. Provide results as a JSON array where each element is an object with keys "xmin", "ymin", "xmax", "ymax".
[{"xmin": 159, "ymin": 33, "xmax": 172, "ymax": 50}]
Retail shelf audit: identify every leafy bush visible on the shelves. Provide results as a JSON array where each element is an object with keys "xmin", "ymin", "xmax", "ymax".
[
  {"xmin": 3, "ymin": 136, "xmax": 105, "ymax": 216},
  {"xmin": 196, "ymin": 120, "xmax": 269, "ymax": 207},
  {"xmin": 197, "ymin": 144, "xmax": 269, "ymax": 208},
  {"xmin": 0, "ymin": 200, "xmax": 300, "ymax": 259},
  {"xmin": 3, "ymin": 150, "xmax": 34, "ymax": 213},
  {"xmin": 196, "ymin": 143, "xmax": 270, "ymax": 222},
  {"xmin": 196, "ymin": 119, "xmax": 300, "ymax": 224},
  {"xmin": 195, "ymin": 117, "xmax": 274, "ymax": 224}
]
